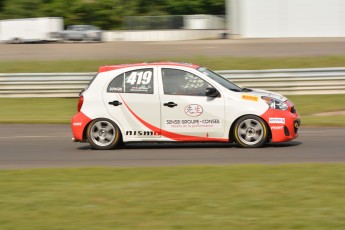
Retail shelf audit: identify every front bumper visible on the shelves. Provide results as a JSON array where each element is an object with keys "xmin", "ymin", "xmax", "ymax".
[{"xmin": 261, "ymin": 104, "xmax": 301, "ymax": 143}]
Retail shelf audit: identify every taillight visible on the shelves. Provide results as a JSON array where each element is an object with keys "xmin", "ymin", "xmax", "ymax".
[{"xmin": 77, "ymin": 95, "xmax": 84, "ymax": 112}]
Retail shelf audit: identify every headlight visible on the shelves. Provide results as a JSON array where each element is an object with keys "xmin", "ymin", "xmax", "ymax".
[{"xmin": 261, "ymin": 96, "xmax": 288, "ymax": 110}]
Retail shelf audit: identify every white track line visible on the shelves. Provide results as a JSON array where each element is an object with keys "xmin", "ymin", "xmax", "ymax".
[
  {"xmin": 0, "ymin": 135, "xmax": 65, "ymax": 139},
  {"xmin": 300, "ymin": 130, "xmax": 345, "ymax": 133}
]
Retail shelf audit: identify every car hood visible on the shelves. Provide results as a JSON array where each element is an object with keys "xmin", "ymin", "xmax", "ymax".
[{"xmin": 243, "ymin": 88, "xmax": 287, "ymax": 101}]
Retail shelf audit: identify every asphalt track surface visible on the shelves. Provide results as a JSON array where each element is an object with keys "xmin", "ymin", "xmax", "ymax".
[
  {"xmin": 2, "ymin": 38, "xmax": 345, "ymax": 60},
  {"xmin": 0, "ymin": 124, "xmax": 344, "ymax": 169}
]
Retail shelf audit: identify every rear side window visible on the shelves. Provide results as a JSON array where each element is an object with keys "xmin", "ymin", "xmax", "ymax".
[
  {"xmin": 107, "ymin": 68, "xmax": 153, "ymax": 94},
  {"xmin": 80, "ymin": 73, "xmax": 98, "ymax": 95}
]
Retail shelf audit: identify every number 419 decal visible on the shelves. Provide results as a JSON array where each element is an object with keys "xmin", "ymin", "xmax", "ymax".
[{"xmin": 126, "ymin": 71, "xmax": 152, "ymax": 85}]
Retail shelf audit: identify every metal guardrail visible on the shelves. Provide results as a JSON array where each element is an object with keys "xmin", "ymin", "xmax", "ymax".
[
  {"xmin": 218, "ymin": 68, "xmax": 345, "ymax": 95},
  {"xmin": 1, "ymin": 68, "xmax": 345, "ymax": 97},
  {"xmin": 0, "ymin": 73, "xmax": 95, "ymax": 98}
]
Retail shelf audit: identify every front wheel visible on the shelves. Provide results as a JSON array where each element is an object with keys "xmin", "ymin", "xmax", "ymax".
[
  {"xmin": 86, "ymin": 118, "xmax": 122, "ymax": 150},
  {"xmin": 233, "ymin": 115, "xmax": 268, "ymax": 148}
]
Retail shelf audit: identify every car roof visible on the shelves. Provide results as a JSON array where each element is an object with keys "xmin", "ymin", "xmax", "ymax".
[
  {"xmin": 98, "ymin": 62, "xmax": 200, "ymax": 73},
  {"xmin": 68, "ymin": 25, "xmax": 100, "ymax": 29}
]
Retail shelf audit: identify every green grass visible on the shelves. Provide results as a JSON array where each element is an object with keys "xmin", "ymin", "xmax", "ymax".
[
  {"xmin": 287, "ymin": 95, "xmax": 345, "ymax": 115},
  {"xmin": 0, "ymin": 98, "xmax": 77, "ymax": 124},
  {"xmin": 0, "ymin": 94, "xmax": 344, "ymax": 125},
  {"xmin": 2, "ymin": 56, "xmax": 345, "ymax": 72},
  {"xmin": 0, "ymin": 164, "xmax": 344, "ymax": 230},
  {"xmin": 287, "ymin": 95, "xmax": 345, "ymax": 126},
  {"xmin": 298, "ymin": 116, "xmax": 345, "ymax": 126}
]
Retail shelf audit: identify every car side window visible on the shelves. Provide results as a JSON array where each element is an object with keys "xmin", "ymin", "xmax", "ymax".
[
  {"xmin": 107, "ymin": 68, "xmax": 154, "ymax": 94},
  {"xmin": 162, "ymin": 68, "xmax": 212, "ymax": 96}
]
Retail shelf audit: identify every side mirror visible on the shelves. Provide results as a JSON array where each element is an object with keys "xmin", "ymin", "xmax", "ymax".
[{"xmin": 205, "ymin": 87, "xmax": 220, "ymax": 97}]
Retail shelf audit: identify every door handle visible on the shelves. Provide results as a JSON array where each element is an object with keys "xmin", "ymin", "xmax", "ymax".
[
  {"xmin": 108, "ymin": 100, "xmax": 122, "ymax": 106},
  {"xmin": 164, "ymin": 102, "xmax": 178, "ymax": 108}
]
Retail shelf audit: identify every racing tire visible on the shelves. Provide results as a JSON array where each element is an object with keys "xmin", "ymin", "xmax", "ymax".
[
  {"xmin": 86, "ymin": 118, "xmax": 122, "ymax": 150},
  {"xmin": 233, "ymin": 115, "xmax": 268, "ymax": 148}
]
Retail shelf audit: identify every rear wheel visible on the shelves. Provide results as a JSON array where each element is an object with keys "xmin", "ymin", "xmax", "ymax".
[
  {"xmin": 233, "ymin": 115, "xmax": 268, "ymax": 148},
  {"xmin": 86, "ymin": 118, "xmax": 122, "ymax": 150}
]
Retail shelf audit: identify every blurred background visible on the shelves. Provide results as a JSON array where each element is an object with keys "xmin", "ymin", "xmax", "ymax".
[
  {"xmin": 0, "ymin": 0, "xmax": 344, "ymax": 125},
  {"xmin": 0, "ymin": 1, "xmax": 345, "ymax": 229}
]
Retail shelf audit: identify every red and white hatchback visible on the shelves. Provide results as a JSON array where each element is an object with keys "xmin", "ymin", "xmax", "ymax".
[{"xmin": 72, "ymin": 62, "xmax": 300, "ymax": 150}]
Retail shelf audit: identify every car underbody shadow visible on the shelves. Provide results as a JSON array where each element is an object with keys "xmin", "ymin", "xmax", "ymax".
[
  {"xmin": 264, "ymin": 141, "xmax": 302, "ymax": 148},
  {"xmin": 77, "ymin": 141, "xmax": 302, "ymax": 150}
]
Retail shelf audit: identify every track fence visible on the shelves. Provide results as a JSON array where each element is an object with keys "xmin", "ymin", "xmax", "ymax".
[{"xmin": 1, "ymin": 68, "xmax": 345, "ymax": 97}]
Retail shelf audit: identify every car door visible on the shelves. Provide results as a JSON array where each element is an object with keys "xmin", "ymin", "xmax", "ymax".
[
  {"xmin": 68, "ymin": 26, "xmax": 82, "ymax": 40},
  {"xmin": 73, "ymin": 26, "xmax": 83, "ymax": 40},
  {"xmin": 66, "ymin": 26, "xmax": 78, "ymax": 40},
  {"xmin": 103, "ymin": 67, "xmax": 161, "ymax": 139},
  {"xmin": 159, "ymin": 67, "xmax": 226, "ymax": 141}
]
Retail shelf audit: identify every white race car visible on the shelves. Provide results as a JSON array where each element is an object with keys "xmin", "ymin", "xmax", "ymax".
[{"xmin": 72, "ymin": 62, "xmax": 300, "ymax": 149}]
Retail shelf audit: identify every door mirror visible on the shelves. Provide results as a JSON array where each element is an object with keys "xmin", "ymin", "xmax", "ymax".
[{"xmin": 205, "ymin": 87, "xmax": 220, "ymax": 97}]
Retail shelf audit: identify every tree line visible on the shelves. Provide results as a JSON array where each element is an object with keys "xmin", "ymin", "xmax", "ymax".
[{"xmin": 0, "ymin": 0, "xmax": 225, "ymax": 29}]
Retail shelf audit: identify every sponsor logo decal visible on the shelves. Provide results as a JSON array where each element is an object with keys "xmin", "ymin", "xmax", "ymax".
[
  {"xmin": 126, "ymin": 130, "xmax": 160, "ymax": 136},
  {"xmin": 269, "ymin": 118, "xmax": 285, "ymax": 124},
  {"xmin": 165, "ymin": 119, "xmax": 221, "ymax": 129},
  {"xmin": 108, "ymin": 87, "xmax": 123, "ymax": 92},
  {"xmin": 271, "ymin": 126, "xmax": 284, "ymax": 130},
  {"xmin": 185, "ymin": 104, "xmax": 203, "ymax": 117},
  {"xmin": 242, "ymin": 95, "xmax": 258, "ymax": 102},
  {"xmin": 73, "ymin": 122, "xmax": 82, "ymax": 126}
]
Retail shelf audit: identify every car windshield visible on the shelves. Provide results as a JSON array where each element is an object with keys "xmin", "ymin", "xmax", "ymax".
[
  {"xmin": 197, "ymin": 67, "xmax": 242, "ymax": 92},
  {"xmin": 89, "ymin": 25, "xmax": 99, "ymax": 30}
]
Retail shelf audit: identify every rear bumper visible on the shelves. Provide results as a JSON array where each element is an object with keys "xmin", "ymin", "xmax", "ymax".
[{"xmin": 71, "ymin": 112, "xmax": 92, "ymax": 142}]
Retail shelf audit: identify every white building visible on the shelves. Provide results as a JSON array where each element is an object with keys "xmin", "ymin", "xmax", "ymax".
[{"xmin": 228, "ymin": 0, "xmax": 345, "ymax": 38}]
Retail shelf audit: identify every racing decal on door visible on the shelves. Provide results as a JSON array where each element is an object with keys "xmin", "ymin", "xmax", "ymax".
[
  {"xmin": 164, "ymin": 119, "xmax": 221, "ymax": 129},
  {"xmin": 119, "ymin": 95, "xmax": 227, "ymax": 142},
  {"xmin": 185, "ymin": 104, "xmax": 203, "ymax": 117},
  {"xmin": 161, "ymin": 104, "xmax": 221, "ymax": 130}
]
